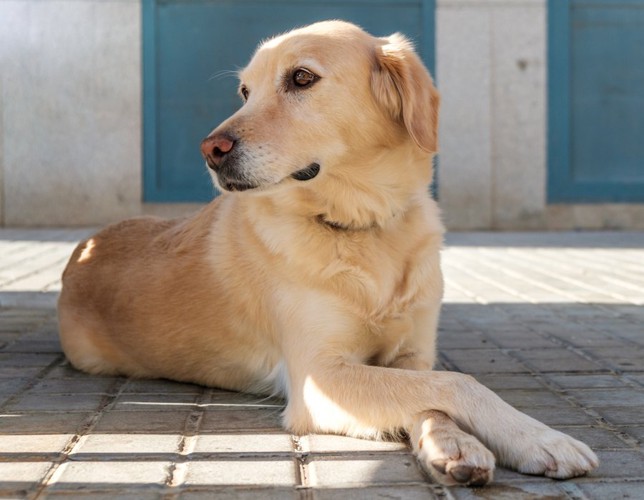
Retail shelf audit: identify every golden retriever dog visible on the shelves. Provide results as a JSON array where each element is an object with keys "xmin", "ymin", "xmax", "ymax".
[{"xmin": 58, "ymin": 21, "xmax": 598, "ymax": 486}]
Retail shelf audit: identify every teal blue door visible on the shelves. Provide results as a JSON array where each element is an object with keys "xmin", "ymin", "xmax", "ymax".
[
  {"xmin": 548, "ymin": 0, "xmax": 644, "ymax": 203},
  {"xmin": 143, "ymin": 0, "xmax": 436, "ymax": 202}
]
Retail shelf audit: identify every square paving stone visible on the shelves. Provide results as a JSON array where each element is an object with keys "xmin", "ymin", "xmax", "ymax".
[
  {"xmin": 475, "ymin": 374, "xmax": 544, "ymax": 390},
  {"xmin": 192, "ymin": 433, "xmax": 294, "ymax": 455},
  {"xmin": 122, "ymin": 379, "xmax": 205, "ymax": 395},
  {"xmin": 0, "ymin": 334, "xmax": 21, "ymax": 345},
  {"xmin": 594, "ymin": 406, "xmax": 644, "ymax": 425},
  {"xmin": 0, "ymin": 353, "xmax": 60, "ymax": 367},
  {"xmin": 29, "ymin": 378, "xmax": 116, "ymax": 394},
  {"xmin": 0, "ymin": 377, "xmax": 31, "ymax": 394},
  {"xmin": 51, "ymin": 461, "xmax": 171, "ymax": 490},
  {"xmin": 46, "ymin": 364, "xmax": 124, "ymax": 382},
  {"xmin": 113, "ymin": 393, "xmax": 199, "ymax": 411},
  {"xmin": 549, "ymin": 328, "xmax": 629, "ymax": 348},
  {"xmin": 437, "ymin": 332, "xmax": 489, "ymax": 350},
  {"xmin": 485, "ymin": 334, "xmax": 559, "ymax": 349},
  {"xmin": 92, "ymin": 410, "xmax": 192, "ymax": 434},
  {"xmin": 512, "ymin": 349, "xmax": 603, "ymax": 373},
  {"xmin": 583, "ymin": 347, "xmax": 644, "ymax": 372},
  {"xmin": 495, "ymin": 389, "xmax": 567, "ymax": 408},
  {"xmin": 302, "ymin": 434, "xmax": 407, "ymax": 453},
  {"xmin": 179, "ymin": 488, "xmax": 298, "ymax": 499},
  {"xmin": 546, "ymin": 374, "xmax": 627, "ymax": 389},
  {"xmin": 440, "ymin": 349, "xmax": 530, "ymax": 374},
  {"xmin": 490, "ymin": 466, "xmax": 552, "ymax": 483},
  {"xmin": 308, "ymin": 455, "xmax": 425, "ymax": 487},
  {"xmin": 568, "ymin": 389, "xmax": 644, "ymax": 407},
  {"xmin": 0, "ymin": 461, "xmax": 54, "ymax": 490},
  {"xmin": 0, "ymin": 412, "xmax": 91, "ymax": 434},
  {"xmin": 75, "ymin": 433, "xmax": 182, "ymax": 455},
  {"xmin": 4, "ymin": 338, "xmax": 62, "ymax": 353},
  {"xmin": 6, "ymin": 394, "xmax": 105, "ymax": 412},
  {"xmin": 618, "ymin": 426, "xmax": 644, "ymax": 442},
  {"xmin": 200, "ymin": 409, "xmax": 284, "ymax": 433},
  {"xmin": 0, "ymin": 433, "xmax": 73, "ymax": 454},
  {"xmin": 44, "ymin": 491, "xmax": 162, "ymax": 499},
  {"xmin": 448, "ymin": 482, "xmax": 569, "ymax": 499},
  {"xmin": 208, "ymin": 391, "xmax": 284, "ymax": 407},
  {"xmin": 583, "ymin": 450, "xmax": 644, "ymax": 479},
  {"xmin": 182, "ymin": 459, "xmax": 297, "ymax": 487},
  {"xmin": 312, "ymin": 485, "xmax": 440, "ymax": 499},
  {"xmin": 578, "ymin": 481, "xmax": 644, "ymax": 499},
  {"xmin": 0, "ymin": 366, "xmax": 45, "ymax": 378}
]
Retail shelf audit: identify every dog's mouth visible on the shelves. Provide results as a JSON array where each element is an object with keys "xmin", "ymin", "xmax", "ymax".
[
  {"xmin": 222, "ymin": 181, "xmax": 258, "ymax": 191},
  {"xmin": 291, "ymin": 163, "xmax": 320, "ymax": 181},
  {"xmin": 217, "ymin": 162, "xmax": 320, "ymax": 193},
  {"xmin": 218, "ymin": 176, "xmax": 259, "ymax": 192}
]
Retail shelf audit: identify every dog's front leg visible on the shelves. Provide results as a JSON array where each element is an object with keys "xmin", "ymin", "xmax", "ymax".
[
  {"xmin": 409, "ymin": 410, "xmax": 494, "ymax": 486},
  {"xmin": 283, "ymin": 359, "xmax": 597, "ymax": 480},
  {"xmin": 389, "ymin": 353, "xmax": 495, "ymax": 486}
]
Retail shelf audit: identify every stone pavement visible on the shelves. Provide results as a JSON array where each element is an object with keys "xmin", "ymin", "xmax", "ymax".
[{"xmin": 0, "ymin": 228, "xmax": 642, "ymax": 499}]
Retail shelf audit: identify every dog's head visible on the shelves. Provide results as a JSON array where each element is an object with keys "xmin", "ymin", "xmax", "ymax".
[{"xmin": 200, "ymin": 20, "xmax": 440, "ymax": 227}]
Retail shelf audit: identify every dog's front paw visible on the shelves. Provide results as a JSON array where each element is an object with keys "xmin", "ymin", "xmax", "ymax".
[
  {"xmin": 412, "ymin": 411, "xmax": 495, "ymax": 487},
  {"xmin": 512, "ymin": 429, "xmax": 599, "ymax": 479}
]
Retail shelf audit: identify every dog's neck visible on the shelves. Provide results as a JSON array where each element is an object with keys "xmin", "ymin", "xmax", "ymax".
[{"xmin": 247, "ymin": 148, "xmax": 433, "ymax": 233}]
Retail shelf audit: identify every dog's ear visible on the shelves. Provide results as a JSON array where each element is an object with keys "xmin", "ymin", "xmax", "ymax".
[{"xmin": 371, "ymin": 34, "xmax": 440, "ymax": 153}]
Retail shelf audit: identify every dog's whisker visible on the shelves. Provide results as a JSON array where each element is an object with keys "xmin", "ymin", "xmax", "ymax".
[{"xmin": 208, "ymin": 68, "xmax": 241, "ymax": 82}]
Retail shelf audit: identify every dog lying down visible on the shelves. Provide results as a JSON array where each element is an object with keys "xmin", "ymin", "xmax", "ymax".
[{"xmin": 58, "ymin": 21, "xmax": 598, "ymax": 486}]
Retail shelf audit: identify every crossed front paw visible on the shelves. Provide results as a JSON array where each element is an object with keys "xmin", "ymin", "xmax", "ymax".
[{"xmin": 414, "ymin": 423, "xmax": 496, "ymax": 486}]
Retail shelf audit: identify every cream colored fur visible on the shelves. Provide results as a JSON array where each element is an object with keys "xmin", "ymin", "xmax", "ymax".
[{"xmin": 58, "ymin": 21, "xmax": 598, "ymax": 486}]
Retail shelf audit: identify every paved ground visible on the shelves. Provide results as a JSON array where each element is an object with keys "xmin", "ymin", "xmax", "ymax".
[{"xmin": 0, "ymin": 228, "xmax": 642, "ymax": 499}]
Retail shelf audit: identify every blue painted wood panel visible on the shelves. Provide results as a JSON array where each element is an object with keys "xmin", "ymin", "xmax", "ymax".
[
  {"xmin": 143, "ymin": 0, "xmax": 436, "ymax": 202},
  {"xmin": 548, "ymin": 0, "xmax": 644, "ymax": 203}
]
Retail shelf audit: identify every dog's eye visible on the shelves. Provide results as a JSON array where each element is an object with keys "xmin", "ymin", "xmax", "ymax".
[
  {"xmin": 292, "ymin": 69, "xmax": 318, "ymax": 88},
  {"xmin": 240, "ymin": 85, "xmax": 249, "ymax": 102}
]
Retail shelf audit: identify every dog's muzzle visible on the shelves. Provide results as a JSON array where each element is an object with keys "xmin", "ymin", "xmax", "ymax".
[{"xmin": 291, "ymin": 163, "xmax": 320, "ymax": 181}]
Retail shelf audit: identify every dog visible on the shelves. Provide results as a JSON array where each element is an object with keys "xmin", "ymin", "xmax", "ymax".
[{"xmin": 58, "ymin": 20, "xmax": 598, "ymax": 486}]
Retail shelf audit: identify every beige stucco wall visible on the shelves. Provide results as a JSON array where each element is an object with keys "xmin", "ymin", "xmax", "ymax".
[{"xmin": 0, "ymin": 0, "xmax": 642, "ymax": 228}]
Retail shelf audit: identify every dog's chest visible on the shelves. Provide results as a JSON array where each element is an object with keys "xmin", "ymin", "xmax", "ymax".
[
  {"xmin": 317, "ymin": 230, "xmax": 440, "ymax": 364},
  {"xmin": 324, "ymin": 237, "xmax": 431, "ymax": 321},
  {"xmin": 366, "ymin": 313, "xmax": 415, "ymax": 365}
]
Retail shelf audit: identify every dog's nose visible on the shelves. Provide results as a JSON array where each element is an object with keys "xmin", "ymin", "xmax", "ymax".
[{"xmin": 200, "ymin": 133, "xmax": 236, "ymax": 169}]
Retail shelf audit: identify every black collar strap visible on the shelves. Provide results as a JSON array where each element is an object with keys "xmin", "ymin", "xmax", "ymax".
[{"xmin": 315, "ymin": 214, "xmax": 377, "ymax": 232}]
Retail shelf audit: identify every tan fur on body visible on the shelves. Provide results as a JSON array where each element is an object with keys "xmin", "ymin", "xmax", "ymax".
[{"xmin": 59, "ymin": 21, "xmax": 598, "ymax": 486}]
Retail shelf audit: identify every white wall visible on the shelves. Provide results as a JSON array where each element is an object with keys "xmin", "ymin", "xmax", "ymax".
[
  {"xmin": 436, "ymin": 0, "xmax": 547, "ymax": 230},
  {"xmin": 0, "ymin": 0, "xmax": 142, "ymax": 226}
]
